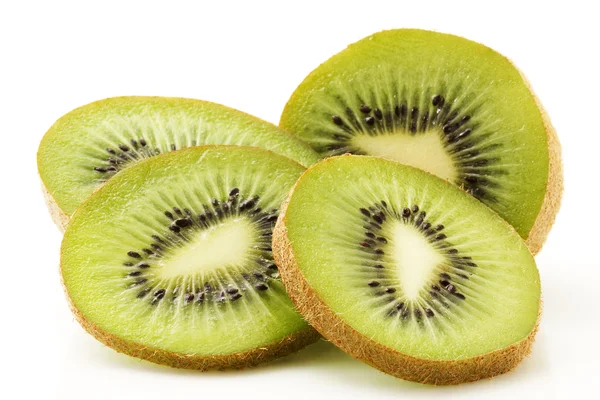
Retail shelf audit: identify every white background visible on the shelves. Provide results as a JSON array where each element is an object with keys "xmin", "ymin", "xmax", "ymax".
[{"xmin": 1, "ymin": 1, "xmax": 597, "ymax": 399}]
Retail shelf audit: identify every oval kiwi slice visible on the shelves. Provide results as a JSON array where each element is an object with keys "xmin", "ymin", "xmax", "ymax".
[
  {"xmin": 61, "ymin": 146, "xmax": 319, "ymax": 370},
  {"xmin": 38, "ymin": 96, "xmax": 319, "ymax": 228},
  {"xmin": 273, "ymin": 155, "xmax": 541, "ymax": 385},
  {"xmin": 280, "ymin": 29, "xmax": 562, "ymax": 254}
]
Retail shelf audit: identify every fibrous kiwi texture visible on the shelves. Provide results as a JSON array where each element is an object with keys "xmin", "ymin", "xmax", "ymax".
[
  {"xmin": 61, "ymin": 146, "xmax": 319, "ymax": 369},
  {"xmin": 273, "ymin": 155, "xmax": 541, "ymax": 385},
  {"xmin": 280, "ymin": 29, "xmax": 562, "ymax": 254},
  {"xmin": 38, "ymin": 96, "xmax": 319, "ymax": 228}
]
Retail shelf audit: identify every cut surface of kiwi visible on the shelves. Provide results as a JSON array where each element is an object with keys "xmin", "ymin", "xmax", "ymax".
[
  {"xmin": 61, "ymin": 146, "xmax": 319, "ymax": 369},
  {"xmin": 280, "ymin": 29, "xmax": 562, "ymax": 254},
  {"xmin": 273, "ymin": 155, "xmax": 541, "ymax": 385},
  {"xmin": 38, "ymin": 96, "xmax": 320, "ymax": 227}
]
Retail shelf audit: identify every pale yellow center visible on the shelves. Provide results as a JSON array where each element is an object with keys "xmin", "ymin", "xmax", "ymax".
[
  {"xmin": 390, "ymin": 223, "xmax": 444, "ymax": 300},
  {"xmin": 158, "ymin": 218, "xmax": 255, "ymax": 279},
  {"xmin": 351, "ymin": 131, "xmax": 457, "ymax": 182}
]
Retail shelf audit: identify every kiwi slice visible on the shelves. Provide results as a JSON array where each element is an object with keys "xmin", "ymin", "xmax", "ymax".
[
  {"xmin": 60, "ymin": 146, "xmax": 319, "ymax": 369},
  {"xmin": 273, "ymin": 155, "xmax": 541, "ymax": 385},
  {"xmin": 279, "ymin": 29, "xmax": 562, "ymax": 254},
  {"xmin": 38, "ymin": 96, "xmax": 319, "ymax": 229}
]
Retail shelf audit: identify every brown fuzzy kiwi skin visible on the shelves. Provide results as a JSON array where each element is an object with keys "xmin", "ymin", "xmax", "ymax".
[
  {"xmin": 41, "ymin": 181, "xmax": 69, "ymax": 231},
  {"xmin": 516, "ymin": 67, "xmax": 563, "ymax": 255},
  {"xmin": 60, "ymin": 269, "xmax": 320, "ymax": 369},
  {"xmin": 273, "ymin": 179, "xmax": 540, "ymax": 385}
]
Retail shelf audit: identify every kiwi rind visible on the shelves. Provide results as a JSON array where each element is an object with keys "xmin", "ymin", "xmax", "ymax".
[
  {"xmin": 279, "ymin": 29, "xmax": 562, "ymax": 255},
  {"xmin": 517, "ymin": 69, "xmax": 563, "ymax": 254},
  {"xmin": 66, "ymin": 294, "xmax": 320, "ymax": 370},
  {"xmin": 60, "ymin": 145, "xmax": 320, "ymax": 370},
  {"xmin": 272, "ymin": 156, "xmax": 541, "ymax": 385},
  {"xmin": 38, "ymin": 96, "xmax": 320, "ymax": 230}
]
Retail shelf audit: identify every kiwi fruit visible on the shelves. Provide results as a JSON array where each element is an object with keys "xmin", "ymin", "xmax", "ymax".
[
  {"xmin": 279, "ymin": 29, "xmax": 562, "ymax": 254},
  {"xmin": 60, "ymin": 145, "xmax": 319, "ymax": 369},
  {"xmin": 38, "ymin": 96, "xmax": 319, "ymax": 229},
  {"xmin": 273, "ymin": 155, "xmax": 541, "ymax": 385}
]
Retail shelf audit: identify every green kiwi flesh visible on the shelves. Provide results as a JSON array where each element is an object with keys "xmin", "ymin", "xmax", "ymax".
[
  {"xmin": 60, "ymin": 146, "xmax": 318, "ymax": 369},
  {"xmin": 280, "ymin": 29, "xmax": 560, "ymax": 247},
  {"xmin": 273, "ymin": 155, "xmax": 541, "ymax": 384},
  {"xmin": 38, "ymin": 96, "xmax": 320, "ymax": 221}
]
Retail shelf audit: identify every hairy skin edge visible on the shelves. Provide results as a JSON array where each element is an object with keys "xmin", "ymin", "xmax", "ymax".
[
  {"xmin": 61, "ymin": 276, "xmax": 320, "ymax": 369},
  {"xmin": 42, "ymin": 181, "xmax": 69, "ymax": 232},
  {"xmin": 517, "ymin": 66, "xmax": 563, "ymax": 255},
  {"xmin": 273, "ymin": 190, "xmax": 540, "ymax": 385}
]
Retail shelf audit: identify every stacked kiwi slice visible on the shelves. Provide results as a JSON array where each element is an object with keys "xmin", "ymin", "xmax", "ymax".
[
  {"xmin": 38, "ymin": 29, "xmax": 562, "ymax": 385},
  {"xmin": 280, "ymin": 29, "xmax": 562, "ymax": 255}
]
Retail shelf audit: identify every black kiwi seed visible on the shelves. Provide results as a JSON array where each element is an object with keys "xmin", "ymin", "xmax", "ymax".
[
  {"xmin": 137, "ymin": 263, "xmax": 150, "ymax": 269},
  {"xmin": 368, "ymin": 281, "xmax": 380, "ymax": 287},
  {"xmin": 94, "ymin": 166, "xmax": 108, "ymax": 172},
  {"xmin": 365, "ymin": 232, "xmax": 376, "ymax": 239},
  {"xmin": 106, "ymin": 147, "xmax": 116, "ymax": 154},
  {"xmin": 226, "ymin": 288, "xmax": 239, "ymax": 294},
  {"xmin": 154, "ymin": 289, "xmax": 166, "ymax": 299},
  {"xmin": 374, "ymin": 109, "xmax": 383, "ymax": 120},
  {"xmin": 365, "ymin": 116, "xmax": 375, "ymax": 126},
  {"xmin": 255, "ymin": 283, "xmax": 268, "ymax": 291},
  {"xmin": 432, "ymin": 94, "xmax": 444, "ymax": 107},
  {"xmin": 332, "ymin": 115, "xmax": 343, "ymax": 125},
  {"xmin": 402, "ymin": 208, "xmax": 411, "ymax": 218},
  {"xmin": 129, "ymin": 278, "xmax": 148, "ymax": 288},
  {"xmin": 119, "ymin": 144, "xmax": 130, "ymax": 152},
  {"xmin": 454, "ymin": 293, "xmax": 466, "ymax": 300},
  {"xmin": 374, "ymin": 264, "xmax": 385, "ymax": 269},
  {"xmin": 395, "ymin": 302, "xmax": 405, "ymax": 310},
  {"xmin": 435, "ymin": 233, "xmax": 447, "ymax": 240},
  {"xmin": 435, "ymin": 224, "xmax": 444, "ymax": 231},
  {"xmin": 385, "ymin": 288, "xmax": 396, "ymax": 294},
  {"xmin": 374, "ymin": 249, "xmax": 385, "ymax": 255},
  {"xmin": 173, "ymin": 207, "xmax": 182, "ymax": 215},
  {"xmin": 123, "ymin": 262, "xmax": 133, "ymax": 267},
  {"xmin": 411, "ymin": 205, "xmax": 419, "ymax": 213},
  {"xmin": 139, "ymin": 138, "xmax": 147, "ymax": 146},
  {"xmin": 360, "ymin": 208, "xmax": 371, "ymax": 217},
  {"xmin": 127, "ymin": 251, "xmax": 142, "ymax": 259},
  {"xmin": 128, "ymin": 271, "xmax": 142, "ymax": 277},
  {"xmin": 425, "ymin": 308, "xmax": 435, "ymax": 317},
  {"xmin": 175, "ymin": 218, "xmax": 191, "ymax": 228},
  {"xmin": 360, "ymin": 104, "xmax": 371, "ymax": 113},
  {"xmin": 137, "ymin": 288, "xmax": 151, "ymax": 298},
  {"xmin": 184, "ymin": 293, "xmax": 195, "ymax": 303},
  {"xmin": 360, "ymin": 241, "xmax": 371, "ymax": 248},
  {"xmin": 231, "ymin": 293, "xmax": 243, "ymax": 301}
]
